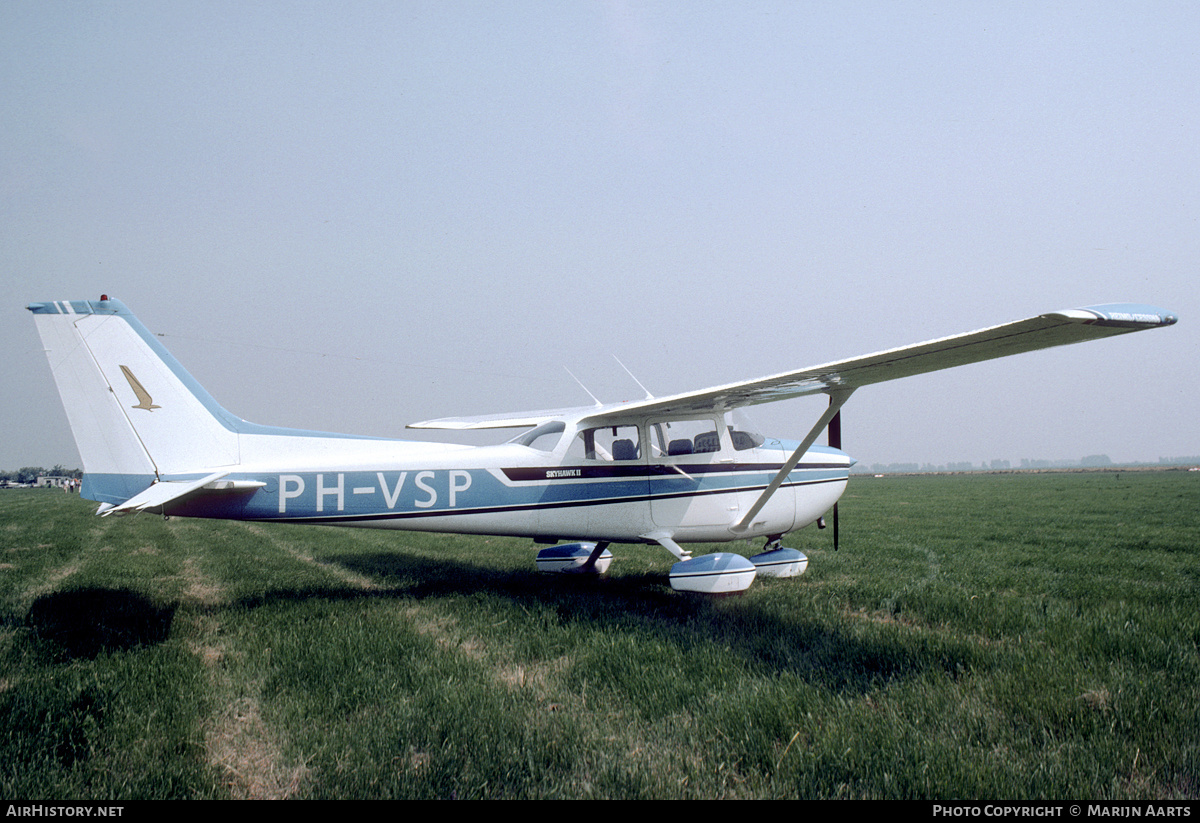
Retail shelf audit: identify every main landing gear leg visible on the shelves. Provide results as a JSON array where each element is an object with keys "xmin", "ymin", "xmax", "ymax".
[
  {"xmin": 535, "ymin": 542, "xmax": 613, "ymax": 574},
  {"xmin": 579, "ymin": 541, "xmax": 611, "ymax": 573}
]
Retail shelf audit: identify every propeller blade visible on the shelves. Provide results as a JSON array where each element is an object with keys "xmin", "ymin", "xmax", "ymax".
[
  {"xmin": 828, "ymin": 398, "xmax": 842, "ymax": 551},
  {"xmin": 827, "ymin": 405, "xmax": 841, "ymax": 450}
]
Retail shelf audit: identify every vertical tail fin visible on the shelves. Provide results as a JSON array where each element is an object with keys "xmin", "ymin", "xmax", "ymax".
[{"xmin": 28, "ymin": 298, "xmax": 241, "ymax": 504}]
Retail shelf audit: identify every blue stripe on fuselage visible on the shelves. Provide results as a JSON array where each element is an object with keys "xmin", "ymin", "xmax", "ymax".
[{"xmin": 146, "ymin": 461, "xmax": 847, "ymax": 523}]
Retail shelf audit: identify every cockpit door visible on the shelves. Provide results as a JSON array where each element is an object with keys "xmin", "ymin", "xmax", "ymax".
[{"xmin": 648, "ymin": 417, "xmax": 740, "ymax": 530}]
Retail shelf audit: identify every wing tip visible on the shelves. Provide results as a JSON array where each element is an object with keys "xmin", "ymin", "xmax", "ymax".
[{"xmin": 1048, "ymin": 303, "xmax": 1178, "ymax": 329}]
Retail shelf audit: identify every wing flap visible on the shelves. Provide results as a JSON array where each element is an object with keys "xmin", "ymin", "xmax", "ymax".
[{"xmin": 407, "ymin": 404, "xmax": 601, "ymax": 431}]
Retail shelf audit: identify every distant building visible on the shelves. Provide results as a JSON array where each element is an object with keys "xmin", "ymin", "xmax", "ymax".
[{"xmin": 35, "ymin": 476, "xmax": 75, "ymax": 490}]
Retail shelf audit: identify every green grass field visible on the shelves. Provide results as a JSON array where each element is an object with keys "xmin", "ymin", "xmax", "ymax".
[{"xmin": 2, "ymin": 470, "xmax": 1197, "ymax": 799}]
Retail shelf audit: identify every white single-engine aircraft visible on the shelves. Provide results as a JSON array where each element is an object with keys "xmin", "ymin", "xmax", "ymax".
[{"xmin": 28, "ymin": 297, "xmax": 1176, "ymax": 593}]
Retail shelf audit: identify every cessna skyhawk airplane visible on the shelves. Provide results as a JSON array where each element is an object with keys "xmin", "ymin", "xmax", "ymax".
[{"xmin": 28, "ymin": 297, "xmax": 1176, "ymax": 593}]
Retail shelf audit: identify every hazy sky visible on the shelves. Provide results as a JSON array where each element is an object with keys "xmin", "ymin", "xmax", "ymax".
[{"xmin": 3, "ymin": 2, "xmax": 1196, "ymax": 472}]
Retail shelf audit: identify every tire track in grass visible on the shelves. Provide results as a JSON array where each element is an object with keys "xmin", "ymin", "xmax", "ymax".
[
  {"xmin": 283, "ymin": 526, "xmax": 565, "ymax": 691},
  {"xmin": 291, "ymin": 525, "xmax": 539, "ymax": 695},
  {"xmin": 208, "ymin": 522, "xmax": 571, "ymax": 790},
  {"xmin": 398, "ymin": 601, "xmax": 572, "ymax": 697},
  {"xmin": 16, "ymin": 523, "xmax": 108, "ymax": 609},
  {"xmin": 169, "ymin": 521, "xmax": 311, "ymax": 798},
  {"xmin": 184, "ymin": 519, "xmax": 440, "ymax": 796},
  {"xmin": 318, "ymin": 528, "xmax": 581, "ymax": 720},
  {"xmin": 235, "ymin": 522, "xmax": 382, "ymax": 591},
  {"xmin": 206, "ymin": 691, "xmax": 309, "ymax": 799}
]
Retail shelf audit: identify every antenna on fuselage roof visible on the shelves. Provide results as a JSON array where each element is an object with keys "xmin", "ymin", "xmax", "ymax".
[
  {"xmin": 564, "ymin": 366, "xmax": 604, "ymax": 408},
  {"xmin": 613, "ymin": 355, "xmax": 654, "ymax": 400}
]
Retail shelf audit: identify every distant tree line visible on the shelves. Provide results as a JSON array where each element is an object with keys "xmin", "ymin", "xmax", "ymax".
[
  {"xmin": 0, "ymin": 466, "xmax": 82, "ymax": 485},
  {"xmin": 854, "ymin": 454, "xmax": 1200, "ymax": 474}
]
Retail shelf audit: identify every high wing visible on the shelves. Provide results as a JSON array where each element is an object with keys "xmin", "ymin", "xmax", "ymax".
[{"xmin": 409, "ymin": 303, "xmax": 1177, "ymax": 430}]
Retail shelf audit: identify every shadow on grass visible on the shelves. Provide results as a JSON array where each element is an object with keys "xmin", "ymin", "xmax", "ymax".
[
  {"xmin": 26, "ymin": 587, "xmax": 176, "ymax": 660},
  {"xmin": 235, "ymin": 550, "xmax": 986, "ymax": 694}
]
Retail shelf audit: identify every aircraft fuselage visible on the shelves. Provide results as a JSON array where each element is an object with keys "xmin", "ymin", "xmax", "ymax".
[{"xmin": 94, "ymin": 432, "xmax": 850, "ymax": 545}]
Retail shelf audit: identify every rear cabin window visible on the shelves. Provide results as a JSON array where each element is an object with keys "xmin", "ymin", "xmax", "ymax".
[
  {"xmin": 650, "ymin": 418, "xmax": 724, "ymax": 459},
  {"xmin": 509, "ymin": 420, "xmax": 567, "ymax": 452}
]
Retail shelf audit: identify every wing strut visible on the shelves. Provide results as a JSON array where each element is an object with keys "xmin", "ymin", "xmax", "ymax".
[{"xmin": 732, "ymin": 388, "xmax": 855, "ymax": 534}]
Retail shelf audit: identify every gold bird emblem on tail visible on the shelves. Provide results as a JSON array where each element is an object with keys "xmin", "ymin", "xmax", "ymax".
[{"xmin": 119, "ymin": 365, "xmax": 160, "ymax": 410}]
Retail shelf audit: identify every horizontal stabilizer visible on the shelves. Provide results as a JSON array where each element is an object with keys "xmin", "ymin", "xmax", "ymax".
[{"xmin": 103, "ymin": 471, "xmax": 230, "ymax": 516}]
